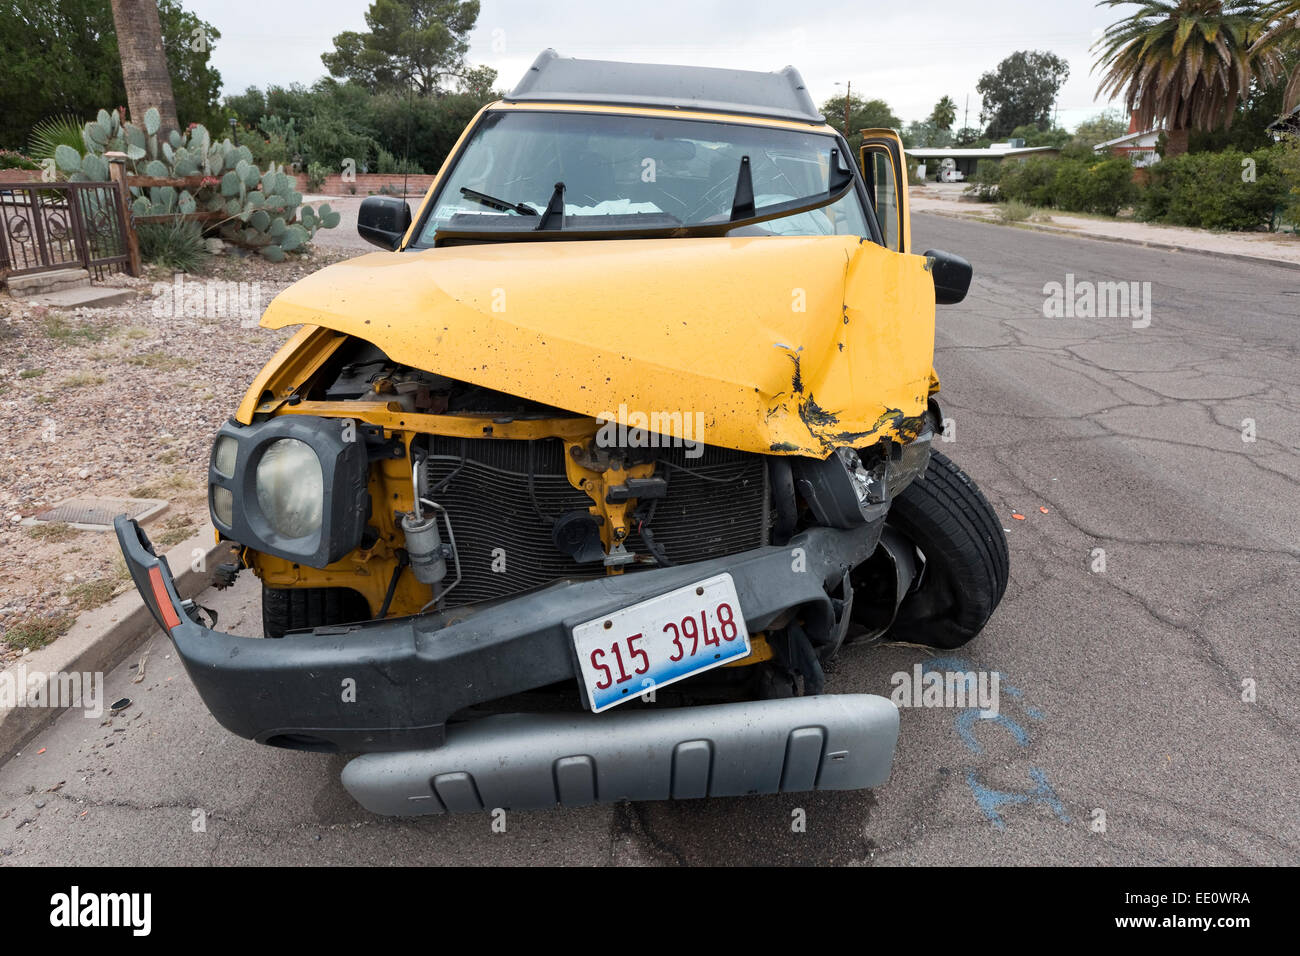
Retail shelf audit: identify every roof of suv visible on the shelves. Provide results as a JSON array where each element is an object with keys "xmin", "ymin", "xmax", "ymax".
[{"xmin": 505, "ymin": 49, "xmax": 825, "ymax": 125}]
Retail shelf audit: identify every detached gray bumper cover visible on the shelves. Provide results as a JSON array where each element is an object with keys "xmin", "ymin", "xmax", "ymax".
[{"xmin": 342, "ymin": 694, "xmax": 899, "ymax": 815}]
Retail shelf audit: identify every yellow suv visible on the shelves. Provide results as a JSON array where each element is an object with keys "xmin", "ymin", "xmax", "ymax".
[{"xmin": 116, "ymin": 50, "xmax": 1006, "ymax": 816}]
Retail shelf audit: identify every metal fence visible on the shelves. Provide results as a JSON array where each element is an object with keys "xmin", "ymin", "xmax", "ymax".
[{"xmin": 0, "ymin": 182, "xmax": 130, "ymax": 281}]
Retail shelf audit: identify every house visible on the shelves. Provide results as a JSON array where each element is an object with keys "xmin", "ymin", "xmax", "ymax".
[
  {"xmin": 1266, "ymin": 104, "xmax": 1300, "ymax": 138},
  {"xmin": 906, "ymin": 142, "xmax": 1060, "ymax": 181},
  {"xmin": 1093, "ymin": 115, "xmax": 1162, "ymax": 166}
]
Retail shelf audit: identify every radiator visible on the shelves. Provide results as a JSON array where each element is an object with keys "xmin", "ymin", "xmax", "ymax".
[{"xmin": 418, "ymin": 436, "xmax": 770, "ymax": 608}]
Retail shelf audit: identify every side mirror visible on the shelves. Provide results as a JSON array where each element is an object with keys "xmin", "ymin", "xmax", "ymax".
[
  {"xmin": 358, "ymin": 196, "xmax": 412, "ymax": 250},
  {"xmin": 923, "ymin": 249, "xmax": 972, "ymax": 305}
]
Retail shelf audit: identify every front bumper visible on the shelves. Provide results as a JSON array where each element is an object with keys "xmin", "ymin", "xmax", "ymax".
[{"xmin": 116, "ymin": 514, "xmax": 883, "ymax": 754}]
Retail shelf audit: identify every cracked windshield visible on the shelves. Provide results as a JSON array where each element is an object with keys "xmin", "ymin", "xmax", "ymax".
[{"xmin": 417, "ymin": 110, "xmax": 869, "ymax": 241}]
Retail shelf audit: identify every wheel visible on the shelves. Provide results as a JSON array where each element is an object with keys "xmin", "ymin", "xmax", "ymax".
[
  {"xmin": 261, "ymin": 585, "xmax": 372, "ymax": 639},
  {"xmin": 884, "ymin": 450, "xmax": 1008, "ymax": 648}
]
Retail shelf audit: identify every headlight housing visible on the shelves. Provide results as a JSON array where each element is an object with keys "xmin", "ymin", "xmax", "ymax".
[{"xmin": 208, "ymin": 416, "xmax": 370, "ymax": 568}]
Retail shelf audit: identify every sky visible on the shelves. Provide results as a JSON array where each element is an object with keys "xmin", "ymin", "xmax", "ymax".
[{"xmin": 184, "ymin": 0, "xmax": 1128, "ymax": 131}]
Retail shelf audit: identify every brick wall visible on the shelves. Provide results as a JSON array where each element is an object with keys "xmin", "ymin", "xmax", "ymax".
[
  {"xmin": 0, "ymin": 169, "xmax": 41, "ymax": 184},
  {"xmin": 292, "ymin": 172, "xmax": 435, "ymax": 197}
]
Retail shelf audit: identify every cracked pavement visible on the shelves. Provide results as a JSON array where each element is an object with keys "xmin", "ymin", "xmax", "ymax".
[{"xmin": 1, "ymin": 213, "xmax": 1297, "ymax": 865}]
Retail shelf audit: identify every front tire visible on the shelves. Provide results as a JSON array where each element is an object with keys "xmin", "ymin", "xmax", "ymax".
[
  {"xmin": 262, "ymin": 585, "xmax": 371, "ymax": 639},
  {"xmin": 885, "ymin": 450, "xmax": 1009, "ymax": 648}
]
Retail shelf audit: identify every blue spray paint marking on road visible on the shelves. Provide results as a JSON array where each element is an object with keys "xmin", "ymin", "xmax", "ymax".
[
  {"xmin": 919, "ymin": 656, "xmax": 1064, "ymax": 830},
  {"xmin": 965, "ymin": 767, "xmax": 1070, "ymax": 830},
  {"xmin": 955, "ymin": 709, "xmax": 1029, "ymax": 755}
]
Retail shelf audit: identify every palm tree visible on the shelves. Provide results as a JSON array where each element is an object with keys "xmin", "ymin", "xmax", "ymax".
[
  {"xmin": 1252, "ymin": 1, "xmax": 1300, "ymax": 112},
  {"xmin": 110, "ymin": 0, "xmax": 179, "ymax": 138},
  {"xmin": 1093, "ymin": 0, "xmax": 1281, "ymax": 156},
  {"xmin": 930, "ymin": 96, "xmax": 959, "ymax": 131}
]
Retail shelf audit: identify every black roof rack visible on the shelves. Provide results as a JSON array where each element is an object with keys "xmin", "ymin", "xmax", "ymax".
[{"xmin": 505, "ymin": 49, "xmax": 824, "ymax": 124}]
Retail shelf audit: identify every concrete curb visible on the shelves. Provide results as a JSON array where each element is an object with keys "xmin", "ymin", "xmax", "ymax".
[
  {"xmin": 0, "ymin": 529, "xmax": 229, "ymax": 763},
  {"xmin": 914, "ymin": 208, "xmax": 1300, "ymax": 271}
]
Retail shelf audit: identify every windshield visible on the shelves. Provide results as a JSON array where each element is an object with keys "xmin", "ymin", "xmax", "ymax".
[{"xmin": 413, "ymin": 110, "xmax": 871, "ymax": 244}]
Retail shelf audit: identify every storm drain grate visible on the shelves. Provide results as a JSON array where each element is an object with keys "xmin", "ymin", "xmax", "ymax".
[{"xmin": 25, "ymin": 496, "xmax": 168, "ymax": 531}]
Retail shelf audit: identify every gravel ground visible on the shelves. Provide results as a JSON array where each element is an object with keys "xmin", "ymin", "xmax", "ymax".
[{"xmin": 0, "ymin": 244, "xmax": 355, "ymax": 662}]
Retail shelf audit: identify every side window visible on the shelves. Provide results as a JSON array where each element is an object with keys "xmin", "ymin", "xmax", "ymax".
[
  {"xmin": 860, "ymin": 132, "xmax": 909, "ymax": 253},
  {"xmin": 869, "ymin": 151, "xmax": 900, "ymax": 251}
]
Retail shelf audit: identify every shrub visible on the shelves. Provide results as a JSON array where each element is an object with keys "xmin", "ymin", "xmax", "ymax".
[
  {"xmin": 1049, "ymin": 157, "xmax": 1137, "ymax": 216},
  {"xmin": 965, "ymin": 159, "xmax": 1001, "ymax": 201},
  {"xmin": 1076, "ymin": 157, "xmax": 1139, "ymax": 216},
  {"xmin": 306, "ymin": 162, "xmax": 330, "ymax": 192},
  {"xmin": 0, "ymin": 149, "xmax": 39, "ymax": 171},
  {"xmin": 137, "ymin": 217, "xmax": 208, "ymax": 271},
  {"xmin": 1137, "ymin": 147, "xmax": 1288, "ymax": 230},
  {"xmin": 997, "ymin": 155, "xmax": 1058, "ymax": 207},
  {"xmin": 998, "ymin": 155, "xmax": 1137, "ymax": 216},
  {"xmin": 376, "ymin": 147, "xmax": 423, "ymax": 175},
  {"xmin": 996, "ymin": 200, "xmax": 1034, "ymax": 222},
  {"xmin": 299, "ymin": 114, "xmax": 374, "ymax": 172},
  {"xmin": 1277, "ymin": 136, "xmax": 1300, "ymax": 228}
]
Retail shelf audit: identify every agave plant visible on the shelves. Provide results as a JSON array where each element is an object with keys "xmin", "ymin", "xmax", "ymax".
[{"xmin": 1093, "ymin": 0, "xmax": 1282, "ymax": 156}]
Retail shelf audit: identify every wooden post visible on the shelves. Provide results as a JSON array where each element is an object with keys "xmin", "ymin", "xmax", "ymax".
[{"xmin": 106, "ymin": 152, "xmax": 141, "ymax": 277}]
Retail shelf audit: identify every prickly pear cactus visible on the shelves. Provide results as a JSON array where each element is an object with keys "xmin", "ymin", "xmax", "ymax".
[{"xmin": 68, "ymin": 107, "xmax": 338, "ymax": 259}]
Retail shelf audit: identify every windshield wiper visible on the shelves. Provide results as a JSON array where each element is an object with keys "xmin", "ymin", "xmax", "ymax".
[
  {"xmin": 459, "ymin": 187, "xmax": 537, "ymax": 216},
  {"xmin": 433, "ymin": 159, "xmax": 855, "ymax": 245},
  {"xmin": 728, "ymin": 147, "xmax": 851, "ymax": 222},
  {"xmin": 729, "ymin": 156, "xmax": 755, "ymax": 221},
  {"xmin": 827, "ymin": 147, "xmax": 853, "ymax": 194},
  {"xmin": 536, "ymin": 181, "xmax": 565, "ymax": 231}
]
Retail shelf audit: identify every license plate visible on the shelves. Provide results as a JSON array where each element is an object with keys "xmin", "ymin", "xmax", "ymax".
[{"xmin": 572, "ymin": 573, "xmax": 751, "ymax": 713}]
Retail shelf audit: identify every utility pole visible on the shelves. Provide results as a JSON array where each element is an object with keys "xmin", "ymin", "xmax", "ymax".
[
  {"xmin": 844, "ymin": 79, "xmax": 851, "ymax": 137},
  {"xmin": 963, "ymin": 94, "xmax": 969, "ymax": 135}
]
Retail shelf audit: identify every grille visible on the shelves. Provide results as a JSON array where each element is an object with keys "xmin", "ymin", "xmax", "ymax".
[{"xmin": 419, "ymin": 436, "xmax": 769, "ymax": 608}]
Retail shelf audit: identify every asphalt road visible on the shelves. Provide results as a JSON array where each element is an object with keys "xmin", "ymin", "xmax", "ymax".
[{"xmin": 3, "ymin": 214, "xmax": 1298, "ymax": 865}]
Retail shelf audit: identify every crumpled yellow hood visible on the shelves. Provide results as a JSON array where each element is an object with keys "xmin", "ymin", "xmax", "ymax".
[{"xmin": 260, "ymin": 236, "xmax": 936, "ymax": 457}]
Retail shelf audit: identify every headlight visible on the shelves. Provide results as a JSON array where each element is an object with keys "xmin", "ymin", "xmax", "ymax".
[
  {"xmin": 207, "ymin": 416, "xmax": 370, "ymax": 568},
  {"xmin": 211, "ymin": 485, "xmax": 234, "ymax": 527},
  {"xmin": 212, "ymin": 435, "xmax": 238, "ymax": 477},
  {"xmin": 255, "ymin": 439, "xmax": 324, "ymax": 539}
]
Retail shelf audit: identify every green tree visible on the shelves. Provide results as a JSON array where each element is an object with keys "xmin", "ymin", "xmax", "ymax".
[
  {"xmin": 223, "ymin": 76, "xmax": 499, "ymax": 175},
  {"xmin": 1189, "ymin": 61, "xmax": 1297, "ymax": 150},
  {"xmin": 157, "ymin": 0, "xmax": 223, "ymax": 130},
  {"xmin": 1071, "ymin": 108, "xmax": 1130, "ymax": 150},
  {"xmin": 0, "ymin": 0, "xmax": 220, "ymax": 149},
  {"xmin": 903, "ymin": 120, "xmax": 953, "ymax": 148},
  {"xmin": 929, "ymin": 95, "xmax": 958, "ymax": 130},
  {"xmin": 322, "ymin": 0, "xmax": 481, "ymax": 95},
  {"xmin": 1093, "ymin": 0, "xmax": 1279, "ymax": 158},
  {"xmin": 1008, "ymin": 123, "xmax": 1072, "ymax": 148},
  {"xmin": 820, "ymin": 94, "xmax": 902, "ymax": 153},
  {"xmin": 976, "ymin": 50, "xmax": 1070, "ymax": 138}
]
